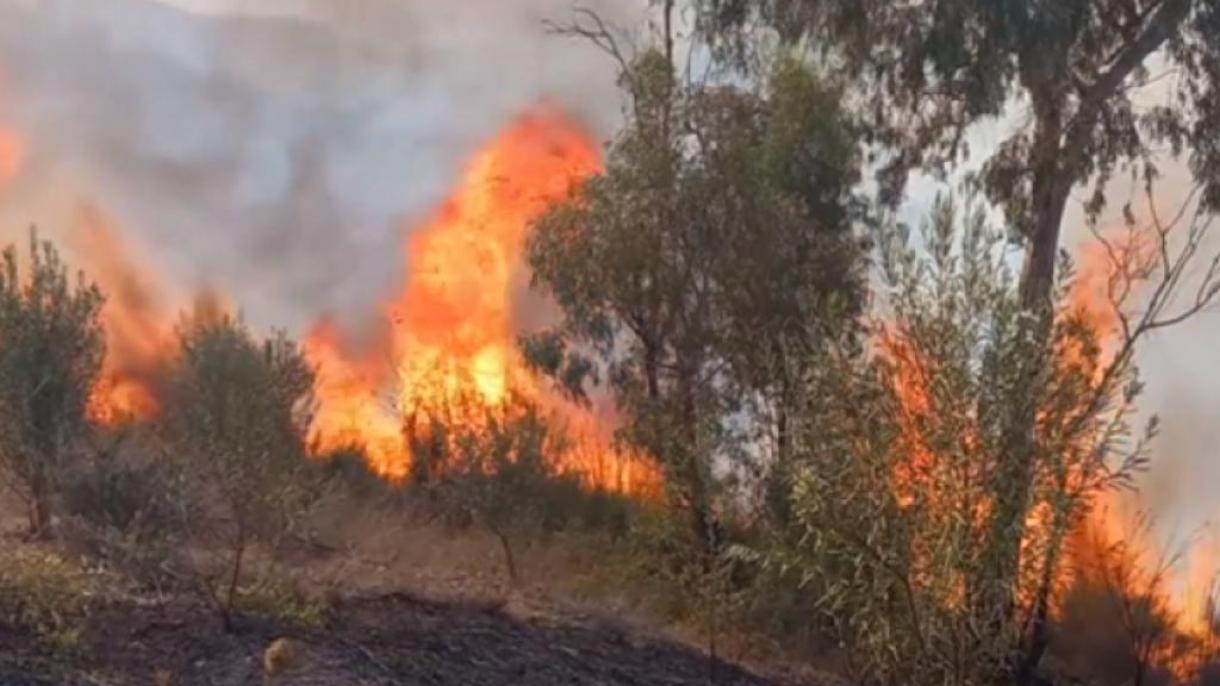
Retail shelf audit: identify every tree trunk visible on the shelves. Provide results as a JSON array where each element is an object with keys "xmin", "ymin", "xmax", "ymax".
[
  {"xmin": 978, "ymin": 120, "xmax": 1073, "ymax": 681},
  {"xmin": 491, "ymin": 523, "xmax": 518, "ymax": 587},
  {"xmin": 27, "ymin": 468, "xmax": 52, "ymax": 538},
  {"xmin": 221, "ymin": 525, "xmax": 247, "ymax": 634},
  {"xmin": 678, "ymin": 363, "xmax": 715, "ymax": 564}
]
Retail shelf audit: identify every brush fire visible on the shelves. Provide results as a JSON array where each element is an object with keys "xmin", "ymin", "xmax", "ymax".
[
  {"xmin": 882, "ymin": 227, "xmax": 1220, "ymax": 680},
  {"xmin": 6, "ymin": 81, "xmax": 1216, "ymax": 686},
  {"xmin": 40, "ymin": 102, "xmax": 1220, "ymax": 678},
  {"xmin": 77, "ymin": 106, "xmax": 654, "ymax": 495}
]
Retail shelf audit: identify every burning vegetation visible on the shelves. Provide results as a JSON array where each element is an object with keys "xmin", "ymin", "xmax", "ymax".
[
  {"xmin": 1, "ymin": 99, "xmax": 1217, "ymax": 686},
  {"xmin": 303, "ymin": 108, "xmax": 652, "ymax": 492},
  {"xmin": 72, "ymin": 106, "xmax": 653, "ymax": 495},
  {"xmin": 2, "ymin": 3, "xmax": 1220, "ymax": 685}
]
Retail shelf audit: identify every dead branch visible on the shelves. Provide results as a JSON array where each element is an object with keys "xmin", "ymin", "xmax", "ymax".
[{"xmin": 543, "ymin": 7, "xmax": 636, "ymax": 95}]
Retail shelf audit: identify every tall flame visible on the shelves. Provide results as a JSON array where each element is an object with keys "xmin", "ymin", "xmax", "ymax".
[
  {"xmin": 391, "ymin": 107, "xmax": 598, "ymax": 415},
  {"xmin": 304, "ymin": 319, "xmax": 406, "ymax": 477},
  {"xmin": 76, "ymin": 207, "xmax": 179, "ymax": 426},
  {"xmin": 306, "ymin": 106, "xmax": 655, "ymax": 493}
]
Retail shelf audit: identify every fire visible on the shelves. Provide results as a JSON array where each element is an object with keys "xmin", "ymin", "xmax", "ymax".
[
  {"xmin": 0, "ymin": 126, "xmax": 20, "ymax": 192},
  {"xmin": 306, "ymin": 106, "xmax": 655, "ymax": 492},
  {"xmin": 1063, "ymin": 232, "xmax": 1220, "ymax": 676},
  {"xmin": 881, "ymin": 223, "xmax": 1219, "ymax": 679},
  {"xmin": 304, "ymin": 319, "xmax": 406, "ymax": 477},
  {"xmin": 75, "ymin": 207, "xmax": 178, "ymax": 426},
  {"xmin": 391, "ymin": 107, "xmax": 600, "ymax": 422}
]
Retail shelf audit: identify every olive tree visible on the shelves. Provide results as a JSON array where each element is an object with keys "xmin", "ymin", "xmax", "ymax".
[
  {"xmin": 160, "ymin": 310, "xmax": 319, "ymax": 631},
  {"xmin": 746, "ymin": 196, "xmax": 1218, "ymax": 686},
  {"xmin": 0, "ymin": 231, "xmax": 104, "ymax": 535}
]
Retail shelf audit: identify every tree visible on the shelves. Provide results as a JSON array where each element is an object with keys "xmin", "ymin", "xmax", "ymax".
[
  {"xmin": 525, "ymin": 46, "xmax": 867, "ymax": 560},
  {"xmin": 0, "ymin": 231, "xmax": 104, "ymax": 535},
  {"xmin": 406, "ymin": 388, "xmax": 583, "ymax": 587},
  {"xmin": 746, "ymin": 199, "xmax": 1113, "ymax": 686},
  {"xmin": 744, "ymin": 193, "xmax": 1218, "ymax": 685},
  {"xmin": 159, "ymin": 308, "xmax": 319, "ymax": 632},
  {"xmin": 702, "ymin": 0, "xmax": 1219, "ymax": 306},
  {"xmin": 701, "ymin": 0, "xmax": 1220, "ymax": 663}
]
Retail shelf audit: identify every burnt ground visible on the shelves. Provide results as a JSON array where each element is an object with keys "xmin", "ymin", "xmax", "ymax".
[{"xmin": 0, "ymin": 591, "xmax": 792, "ymax": 686}]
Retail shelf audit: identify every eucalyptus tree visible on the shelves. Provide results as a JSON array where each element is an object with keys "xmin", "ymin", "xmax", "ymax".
[{"xmin": 525, "ymin": 48, "xmax": 868, "ymax": 555}]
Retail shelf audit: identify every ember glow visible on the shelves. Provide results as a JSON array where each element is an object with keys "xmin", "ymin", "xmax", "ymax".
[{"xmin": 305, "ymin": 106, "xmax": 656, "ymax": 493}]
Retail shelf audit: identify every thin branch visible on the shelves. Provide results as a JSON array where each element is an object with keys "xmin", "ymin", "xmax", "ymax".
[{"xmin": 544, "ymin": 7, "xmax": 636, "ymax": 99}]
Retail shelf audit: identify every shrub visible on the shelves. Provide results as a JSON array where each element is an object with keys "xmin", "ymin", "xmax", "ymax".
[
  {"xmin": 0, "ymin": 547, "xmax": 102, "ymax": 652},
  {"xmin": 234, "ymin": 578, "xmax": 328, "ymax": 629},
  {"xmin": 59, "ymin": 454, "xmax": 181, "ymax": 540},
  {"xmin": 0, "ymin": 232, "xmax": 105, "ymax": 535},
  {"xmin": 160, "ymin": 312, "xmax": 323, "ymax": 631}
]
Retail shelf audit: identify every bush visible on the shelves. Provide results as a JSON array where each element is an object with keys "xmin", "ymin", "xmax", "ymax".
[
  {"xmin": 0, "ymin": 548, "xmax": 103, "ymax": 652},
  {"xmin": 318, "ymin": 446, "xmax": 393, "ymax": 499},
  {"xmin": 159, "ymin": 313, "xmax": 323, "ymax": 631},
  {"xmin": 404, "ymin": 391, "xmax": 637, "ymax": 583},
  {"xmin": 234, "ymin": 578, "xmax": 328, "ymax": 629},
  {"xmin": 60, "ymin": 454, "xmax": 181, "ymax": 540},
  {"xmin": 0, "ymin": 232, "xmax": 105, "ymax": 535}
]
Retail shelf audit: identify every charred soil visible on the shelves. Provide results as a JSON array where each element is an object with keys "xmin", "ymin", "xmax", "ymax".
[{"xmin": 0, "ymin": 590, "xmax": 785, "ymax": 686}]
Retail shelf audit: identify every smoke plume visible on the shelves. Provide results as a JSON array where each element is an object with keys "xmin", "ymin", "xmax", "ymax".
[{"xmin": 0, "ymin": 0, "xmax": 643, "ymax": 335}]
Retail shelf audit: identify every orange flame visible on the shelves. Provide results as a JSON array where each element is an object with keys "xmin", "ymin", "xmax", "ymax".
[
  {"xmin": 0, "ymin": 126, "xmax": 20, "ymax": 192},
  {"xmin": 882, "ymin": 224, "xmax": 1219, "ymax": 678},
  {"xmin": 304, "ymin": 319, "xmax": 406, "ymax": 477},
  {"xmin": 306, "ymin": 106, "xmax": 656, "ymax": 493},
  {"xmin": 0, "ymin": 69, "xmax": 21, "ymax": 192},
  {"xmin": 391, "ymin": 107, "xmax": 598, "ymax": 415},
  {"xmin": 76, "ymin": 207, "xmax": 178, "ymax": 426}
]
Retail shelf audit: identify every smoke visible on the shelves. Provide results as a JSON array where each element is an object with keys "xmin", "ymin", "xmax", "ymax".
[{"xmin": 0, "ymin": 0, "xmax": 645, "ymax": 335}]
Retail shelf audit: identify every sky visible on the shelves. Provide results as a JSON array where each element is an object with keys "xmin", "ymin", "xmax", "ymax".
[{"xmin": 0, "ymin": 0, "xmax": 1216, "ymax": 550}]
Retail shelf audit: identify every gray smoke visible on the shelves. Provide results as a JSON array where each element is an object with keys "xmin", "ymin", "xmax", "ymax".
[{"xmin": 0, "ymin": 0, "xmax": 646, "ymax": 335}]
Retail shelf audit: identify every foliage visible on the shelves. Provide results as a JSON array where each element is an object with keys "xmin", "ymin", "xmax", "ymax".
[
  {"xmin": 0, "ymin": 547, "xmax": 103, "ymax": 652},
  {"xmin": 0, "ymin": 230, "xmax": 105, "ymax": 535},
  {"xmin": 701, "ymin": 0, "xmax": 1220, "ymax": 223},
  {"xmin": 525, "ymin": 49, "xmax": 867, "ymax": 556},
  {"xmin": 159, "ymin": 311, "xmax": 322, "ymax": 631},
  {"xmin": 699, "ymin": 11, "xmax": 1220, "ymax": 667},
  {"xmin": 407, "ymin": 390, "xmax": 634, "ymax": 583},
  {"xmin": 57, "ymin": 439, "xmax": 186, "ymax": 590},
  {"xmin": 234, "ymin": 578, "xmax": 328, "ymax": 629},
  {"xmin": 732, "ymin": 198, "xmax": 1154, "ymax": 686},
  {"xmin": 60, "ymin": 445, "xmax": 182, "ymax": 541}
]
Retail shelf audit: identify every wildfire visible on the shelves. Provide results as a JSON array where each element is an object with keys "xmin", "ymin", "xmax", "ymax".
[
  {"xmin": 0, "ymin": 126, "xmax": 20, "ymax": 192},
  {"xmin": 881, "ymin": 223, "xmax": 1219, "ymax": 680},
  {"xmin": 390, "ymin": 108, "xmax": 598, "ymax": 415},
  {"xmin": 75, "ymin": 207, "xmax": 179, "ymax": 426},
  {"xmin": 306, "ymin": 106, "xmax": 655, "ymax": 493},
  {"xmin": 1062, "ymin": 232, "xmax": 1220, "ymax": 675},
  {"xmin": 304, "ymin": 319, "xmax": 406, "ymax": 477}
]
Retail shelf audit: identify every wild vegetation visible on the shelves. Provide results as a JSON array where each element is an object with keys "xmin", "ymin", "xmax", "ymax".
[{"xmin": 1, "ymin": 1, "xmax": 1219, "ymax": 685}]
